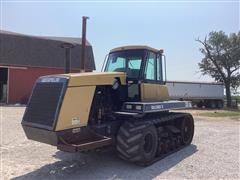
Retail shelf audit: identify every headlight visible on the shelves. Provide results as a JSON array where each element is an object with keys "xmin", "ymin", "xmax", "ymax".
[
  {"xmin": 135, "ymin": 105, "xmax": 142, "ymax": 110},
  {"xmin": 126, "ymin": 104, "xmax": 132, "ymax": 110}
]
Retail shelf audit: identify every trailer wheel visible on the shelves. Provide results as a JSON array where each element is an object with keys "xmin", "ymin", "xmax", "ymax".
[
  {"xmin": 116, "ymin": 121, "xmax": 158, "ymax": 165},
  {"xmin": 217, "ymin": 100, "xmax": 224, "ymax": 109},
  {"xmin": 197, "ymin": 101, "xmax": 203, "ymax": 108},
  {"xmin": 181, "ymin": 115, "xmax": 194, "ymax": 145}
]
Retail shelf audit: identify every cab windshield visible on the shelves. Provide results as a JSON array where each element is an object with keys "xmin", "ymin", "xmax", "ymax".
[{"xmin": 105, "ymin": 50, "xmax": 145, "ymax": 79}]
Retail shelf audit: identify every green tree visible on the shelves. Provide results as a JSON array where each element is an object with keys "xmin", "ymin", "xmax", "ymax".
[{"xmin": 197, "ymin": 31, "xmax": 240, "ymax": 107}]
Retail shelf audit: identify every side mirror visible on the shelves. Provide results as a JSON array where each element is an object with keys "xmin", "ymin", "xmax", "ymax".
[
  {"xmin": 157, "ymin": 53, "xmax": 167, "ymax": 84},
  {"xmin": 162, "ymin": 54, "xmax": 167, "ymax": 84}
]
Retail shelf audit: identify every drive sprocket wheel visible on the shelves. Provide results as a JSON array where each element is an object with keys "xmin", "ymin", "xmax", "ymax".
[{"xmin": 181, "ymin": 114, "xmax": 194, "ymax": 145}]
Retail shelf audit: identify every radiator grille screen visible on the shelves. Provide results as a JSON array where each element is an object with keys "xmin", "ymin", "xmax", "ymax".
[{"xmin": 23, "ymin": 82, "xmax": 64, "ymax": 128}]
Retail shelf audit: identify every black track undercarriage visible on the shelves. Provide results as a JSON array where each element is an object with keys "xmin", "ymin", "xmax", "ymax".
[{"xmin": 115, "ymin": 112, "xmax": 194, "ymax": 166}]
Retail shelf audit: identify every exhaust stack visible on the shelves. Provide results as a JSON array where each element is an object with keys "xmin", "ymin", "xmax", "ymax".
[{"xmin": 80, "ymin": 16, "xmax": 89, "ymax": 72}]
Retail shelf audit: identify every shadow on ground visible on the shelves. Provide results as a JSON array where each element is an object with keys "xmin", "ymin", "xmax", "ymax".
[{"xmin": 12, "ymin": 144, "xmax": 198, "ymax": 180}]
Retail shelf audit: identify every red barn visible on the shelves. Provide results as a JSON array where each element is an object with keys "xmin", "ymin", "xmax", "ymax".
[{"xmin": 0, "ymin": 30, "xmax": 95, "ymax": 104}]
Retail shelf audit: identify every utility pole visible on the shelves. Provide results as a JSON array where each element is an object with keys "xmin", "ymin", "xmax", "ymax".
[{"xmin": 80, "ymin": 16, "xmax": 89, "ymax": 72}]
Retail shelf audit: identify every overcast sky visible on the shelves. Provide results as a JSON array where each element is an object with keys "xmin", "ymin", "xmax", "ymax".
[{"xmin": 1, "ymin": 1, "xmax": 239, "ymax": 82}]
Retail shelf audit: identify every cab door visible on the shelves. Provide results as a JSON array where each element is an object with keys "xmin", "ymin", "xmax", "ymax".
[{"xmin": 140, "ymin": 51, "xmax": 169, "ymax": 101}]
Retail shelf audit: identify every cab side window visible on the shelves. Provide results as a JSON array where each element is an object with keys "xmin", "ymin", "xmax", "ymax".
[{"xmin": 144, "ymin": 52, "xmax": 156, "ymax": 80}]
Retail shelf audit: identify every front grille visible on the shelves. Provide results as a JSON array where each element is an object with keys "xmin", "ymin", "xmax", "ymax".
[{"xmin": 23, "ymin": 82, "xmax": 65, "ymax": 129}]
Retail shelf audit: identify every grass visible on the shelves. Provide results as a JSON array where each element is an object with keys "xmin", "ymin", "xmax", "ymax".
[
  {"xmin": 200, "ymin": 110, "xmax": 240, "ymax": 118},
  {"xmin": 232, "ymin": 96, "xmax": 240, "ymax": 101},
  {"xmin": 224, "ymin": 95, "xmax": 240, "ymax": 101}
]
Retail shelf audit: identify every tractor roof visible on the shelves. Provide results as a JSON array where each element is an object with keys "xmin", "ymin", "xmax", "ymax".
[{"xmin": 110, "ymin": 45, "xmax": 160, "ymax": 53}]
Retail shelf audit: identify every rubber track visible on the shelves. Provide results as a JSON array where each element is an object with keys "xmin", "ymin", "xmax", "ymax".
[
  {"xmin": 116, "ymin": 121, "xmax": 148, "ymax": 162},
  {"xmin": 117, "ymin": 112, "xmax": 192, "ymax": 166},
  {"xmin": 141, "ymin": 143, "xmax": 189, "ymax": 166},
  {"xmin": 136, "ymin": 112, "xmax": 193, "ymax": 166}
]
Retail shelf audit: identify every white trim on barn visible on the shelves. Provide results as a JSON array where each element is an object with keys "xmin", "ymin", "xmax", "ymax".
[
  {"xmin": 7, "ymin": 68, "xmax": 9, "ymax": 104},
  {"xmin": 0, "ymin": 65, "xmax": 28, "ymax": 70}
]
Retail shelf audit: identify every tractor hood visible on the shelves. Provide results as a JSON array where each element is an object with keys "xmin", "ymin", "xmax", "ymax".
[
  {"xmin": 41, "ymin": 72, "xmax": 127, "ymax": 87},
  {"xmin": 22, "ymin": 71, "xmax": 127, "ymax": 145}
]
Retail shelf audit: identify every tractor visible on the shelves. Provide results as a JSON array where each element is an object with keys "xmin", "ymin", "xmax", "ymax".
[{"xmin": 22, "ymin": 45, "xmax": 194, "ymax": 165}]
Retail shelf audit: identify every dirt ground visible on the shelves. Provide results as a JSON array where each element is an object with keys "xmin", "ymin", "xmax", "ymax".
[{"xmin": 0, "ymin": 107, "xmax": 239, "ymax": 180}]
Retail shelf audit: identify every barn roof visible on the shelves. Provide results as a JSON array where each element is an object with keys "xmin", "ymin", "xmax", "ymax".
[{"xmin": 0, "ymin": 30, "xmax": 95, "ymax": 71}]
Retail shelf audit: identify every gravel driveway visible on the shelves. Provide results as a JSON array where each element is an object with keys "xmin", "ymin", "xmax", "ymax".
[{"xmin": 1, "ymin": 107, "xmax": 239, "ymax": 180}]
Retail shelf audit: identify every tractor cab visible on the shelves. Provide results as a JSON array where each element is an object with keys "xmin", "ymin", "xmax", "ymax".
[{"xmin": 104, "ymin": 46, "xmax": 169, "ymax": 102}]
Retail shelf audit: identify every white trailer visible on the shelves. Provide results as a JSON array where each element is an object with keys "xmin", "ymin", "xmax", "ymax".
[{"xmin": 166, "ymin": 81, "xmax": 224, "ymax": 108}]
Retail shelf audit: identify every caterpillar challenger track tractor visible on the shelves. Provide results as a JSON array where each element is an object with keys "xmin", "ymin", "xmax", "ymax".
[{"xmin": 22, "ymin": 45, "xmax": 194, "ymax": 166}]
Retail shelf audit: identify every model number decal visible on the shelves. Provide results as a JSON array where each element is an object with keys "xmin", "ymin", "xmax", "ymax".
[
  {"xmin": 72, "ymin": 117, "xmax": 80, "ymax": 125},
  {"xmin": 151, "ymin": 105, "xmax": 164, "ymax": 110}
]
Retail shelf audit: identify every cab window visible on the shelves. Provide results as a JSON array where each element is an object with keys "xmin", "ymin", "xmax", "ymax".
[
  {"xmin": 105, "ymin": 56, "xmax": 126, "ymax": 72},
  {"xmin": 144, "ymin": 52, "xmax": 156, "ymax": 80},
  {"xmin": 105, "ymin": 50, "xmax": 145, "ymax": 79},
  {"xmin": 127, "ymin": 58, "xmax": 142, "ymax": 79}
]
